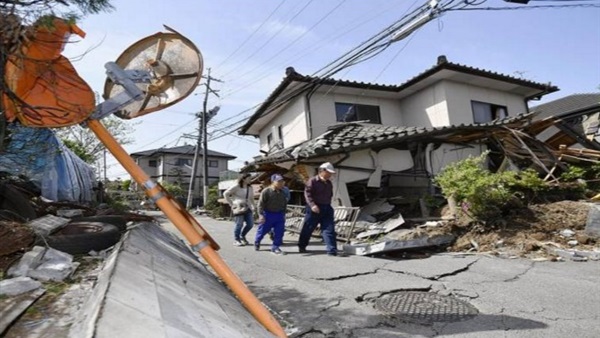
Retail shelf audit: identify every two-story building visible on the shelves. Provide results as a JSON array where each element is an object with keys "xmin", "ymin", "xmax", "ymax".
[
  {"xmin": 239, "ymin": 55, "xmax": 558, "ymax": 207},
  {"xmin": 131, "ymin": 145, "xmax": 235, "ymax": 205}
]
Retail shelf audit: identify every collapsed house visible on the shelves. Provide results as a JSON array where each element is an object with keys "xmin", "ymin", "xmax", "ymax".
[
  {"xmin": 235, "ymin": 56, "xmax": 600, "ymax": 255},
  {"xmin": 238, "ymin": 55, "xmax": 568, "ymax": 206}
]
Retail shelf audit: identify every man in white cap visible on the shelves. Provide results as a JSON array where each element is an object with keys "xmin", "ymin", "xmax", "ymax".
[{"xmin": 298, "ymin": 162, "xmax": 339, "ymax": 256}]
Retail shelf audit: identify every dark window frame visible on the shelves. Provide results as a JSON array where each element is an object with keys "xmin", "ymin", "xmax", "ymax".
[
  {"xmin": 175, "ymin": 158, "xmax": 192, "ymax": 167},
  {"xmin": 148, "ymin": 159, "xmax": 157, "ymax": 167},
  {"xmin": 335, "ymin": 102, "xmax": 382, "ymax": 124},
  {"xmin": 471, "ymin": 100, "xmax": 508, "ymax": 124},
  {"xmin": 208, "ymin": 160, "xmax": 219, "ymax": 168}
]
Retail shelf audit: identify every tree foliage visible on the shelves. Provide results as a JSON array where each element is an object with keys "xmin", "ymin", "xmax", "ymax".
[
  {"xmin": 0, "ymin": 0, "xmax": 114, "ymax": 24},
  {"xmin": 56, "ymin": 116, "xmax": 137, "ymax": 165},
  {"xmin": 434, "ymin": 151, "xmax": 551, "ymax": 221}
]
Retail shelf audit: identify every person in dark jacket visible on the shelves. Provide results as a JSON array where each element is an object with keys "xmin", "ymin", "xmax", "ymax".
[
  {"xmin": 298, "ymin": 162, "xmax": 339, "ymax": 256},
  {"xmin": 255, "ymin": 174, "xmax": 288, "ymax": 255}
]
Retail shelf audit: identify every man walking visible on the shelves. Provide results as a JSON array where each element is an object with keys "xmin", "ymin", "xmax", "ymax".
[
  {"xmin": 255, "ymin": 174, "xmax": 288, "ymax": 255},
  {"xmin": 299, "ymin": 162, "xmax": 338, "ymax": 256}
]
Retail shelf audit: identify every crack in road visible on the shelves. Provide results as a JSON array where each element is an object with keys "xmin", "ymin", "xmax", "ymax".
[
  {"xmin": 315, "ymin": 268, "xmax": 381, "ymax": 281},
  {"xmin": 381, "ymin": 258, "xmax": 480, "ymax": 282},
  {"xmin": 503, "ymin": 262, "xmax": 535, "ymax": 282},
  {"xmin": 430, "ymin": 258, "xmax": 480, "ymax": 280}
]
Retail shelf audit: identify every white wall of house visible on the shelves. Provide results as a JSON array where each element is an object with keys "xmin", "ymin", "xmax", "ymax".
[
  {"xmin": 399, "ymin": 81, "xmax": 450, "ymax": 128},
  {"xmin": 309, "ymin": 92, "xmax": 403, "ymax": 137},
  {"xmin": 259, "ymin": 96, "xmax": 308, "ymax": 152},
  {"xmin": 443, "ymin": 81, "xmax": 528, "ymax": 125},
  {"xmin": 430, "ymin": 143, "xmax": 487, "ymax": 175}
]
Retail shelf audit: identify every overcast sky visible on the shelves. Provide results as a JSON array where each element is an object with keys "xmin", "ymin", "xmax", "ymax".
[{"xmin": 62, "ymin": 0, "xmax": 600, "ymax": 179}]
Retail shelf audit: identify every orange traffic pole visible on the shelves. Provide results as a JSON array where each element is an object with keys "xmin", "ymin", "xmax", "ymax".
[{"xmin": 87, "ymin": 119, "xmax": 287, "ymax": 337}]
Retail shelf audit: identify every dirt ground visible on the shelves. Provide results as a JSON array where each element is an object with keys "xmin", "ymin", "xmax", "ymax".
[
  {"xmin": 432, "ymin": 200, "xmax": 597, "ymax": 258},
  {"xmin": 0, "ymin": 221, "xmax": 35, "ymax": 273}
]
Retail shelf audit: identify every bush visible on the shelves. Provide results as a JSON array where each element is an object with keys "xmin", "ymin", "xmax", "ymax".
[
  {"xmin": 434, "ymin": 152, "xmax": 512, "ymax": 220},
  {"xmin": 205, "ymin": 185, "xmax": 227, "ymax": 218}
]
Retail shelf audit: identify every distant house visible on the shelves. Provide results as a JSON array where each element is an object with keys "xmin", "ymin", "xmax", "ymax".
[
  {"xmin": 240, "ymin": 55, "xmax": 558, "ymax": 207},
  {"xmin": 131, "ymin": 145, "xmax": 235, "ymax": 204}
]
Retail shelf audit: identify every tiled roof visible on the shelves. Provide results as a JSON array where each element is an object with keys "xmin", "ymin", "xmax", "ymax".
[
  {"xmin": 252, "ymin": 114, "xmax": 533, "ymax": 165},
  {"xmin": 531, "ymin": 93, "xmax": 600, "ymax": 120},
  {"xmin": 397, "ymin": 56, "xmax": 558, "ymax": 95},
  {"xmin": 131, "ymin": 145, "xmax": 236, "ymax": 159},
  {"xmin": 239, "ymin": 56, "xmax": 558, "ymax": 135}
]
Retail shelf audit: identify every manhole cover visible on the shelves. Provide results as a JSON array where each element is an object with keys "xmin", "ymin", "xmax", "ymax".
[{"xmin": 375, "ymin": 291, "xmax": 478, "ymax": 324}]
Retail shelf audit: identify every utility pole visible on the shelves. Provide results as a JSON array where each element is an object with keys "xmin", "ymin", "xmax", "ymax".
[{"xmin": 186, "ymin": 68, "xmax": 221, "ymax": 209}]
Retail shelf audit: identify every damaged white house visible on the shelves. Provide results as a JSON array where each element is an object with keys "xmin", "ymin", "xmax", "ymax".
[{"xmin": 239, "ymin": 55, "xmax": 558, "ymax": 208}]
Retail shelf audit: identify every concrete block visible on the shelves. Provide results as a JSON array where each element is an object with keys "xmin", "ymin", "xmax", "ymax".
[
  {"xmin": 344, "ymin": 234, "xmax": 455, "ymax": 256},
  {"xmin": 585, "ymin": 204, "xmax": 600, "ymax": 238},
  {"xmin": 27, "ymin": 215, "xmax": 70, "ymax": 236},
  {"xmin": 28, "ymin": 261, "xmax": 74, "ymax": 281},
  {"xmin": 7, "ymin": 246, "xmax": 46, "ymax": 277},
  {"xmin": 56, "ymin": 209, "xmax": 84, "ymax": 218},
  {"xmin": 0, "ymin": 277, "xmax": 42, "ymax": 296}
]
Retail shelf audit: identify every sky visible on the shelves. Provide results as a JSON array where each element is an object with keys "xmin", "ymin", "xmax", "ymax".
[{"xmin": 61, "ymin": 0, "xmax": 600, "ymax": 180}]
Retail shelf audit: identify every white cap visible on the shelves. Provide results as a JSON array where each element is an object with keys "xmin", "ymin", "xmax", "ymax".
[{"xmin": 319, "ymin": 162, "xmax": 336, "ymax": 173}]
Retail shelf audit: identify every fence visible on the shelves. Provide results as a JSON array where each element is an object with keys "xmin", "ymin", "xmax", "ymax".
[{"xmin": 285, "ymin": 204, "xmax": 361, "ymax": 242}]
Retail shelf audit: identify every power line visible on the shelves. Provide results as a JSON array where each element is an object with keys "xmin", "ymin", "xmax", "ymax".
[
  {"xmin": 205, "ymin": 1, "xmax": 483, "ymax": 141},
  {"xmin": 225, "ymin": 0, "xmax": 346, "ymax": 85},
  {"xmin": 217, "ymin": 1, "xmax": 411, "ymax": 100}
]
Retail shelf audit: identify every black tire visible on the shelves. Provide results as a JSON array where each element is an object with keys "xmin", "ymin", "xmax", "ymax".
[
  {"xmin": 0, "ymin": 183, "xmax": 37, "ymax": 221},
  {"xmin": 43, "ymin": 222, "xmax": 121, "ymax": 254},
  {"xmin": 70, "ymin": 215, "xmax": 128, "ymax": 232}
]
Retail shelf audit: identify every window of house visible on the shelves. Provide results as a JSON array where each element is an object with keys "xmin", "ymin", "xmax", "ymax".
[
  {"xmin": 267, "ymin": 133, "xmax": 273, "ymax": 148},
  {"xmin": 471, "ymin": 101, "xmax": 508, "ymax": 124},
  {"xmin": 277, "ymin": 125, "xmax": 283, "ymax": 146},
  {"xmin": 335, "ymin": 102, "xmax": 381, "ymax": 124},
  {"xmin": 148, "ymin": 159, "xmax": 157, "ymax": 167},
  {"xmin": 208, "ymin": 160, "xmax": 219, "ymax": 168},
  {"xmin": 175, "ymin": 158, "xmax": 192, "ymax": 166}
]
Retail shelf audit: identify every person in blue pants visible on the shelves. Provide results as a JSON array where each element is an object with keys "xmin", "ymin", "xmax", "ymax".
[
  {"xmin": 255, "ymin": 174, "xmax": 288, "ymax": 255},
  {"xmin": 298, "ymin": 162, "xmax": 339, "ymax": 256}
]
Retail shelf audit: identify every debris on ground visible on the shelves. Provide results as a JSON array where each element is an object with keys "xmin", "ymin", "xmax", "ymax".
[{"xmin": 349, "ymin": 200, "xmax": 599, "ymax": 260}]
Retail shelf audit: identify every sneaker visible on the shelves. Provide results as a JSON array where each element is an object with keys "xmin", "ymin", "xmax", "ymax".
[
  {"xmin": 271, "ymin": 248, "xmax": 285, "ymax": 255},
  {"xmin": 234, "ymin": 240, "xmax": 244, "ymax": 247},
  {"xmin": 327, "ymin": 252, "xmax": 338, "ymax": 256},
  {"xmin": 254, "ymin": 242, "xmax": 260, "ymax": 251},
  {"xmin": 240, "ymin": 238, "xmax": 249, "ymax": 246},
  {"xmin": 298, "ymin": 247, "xmax": 308, "ymax": 253}
]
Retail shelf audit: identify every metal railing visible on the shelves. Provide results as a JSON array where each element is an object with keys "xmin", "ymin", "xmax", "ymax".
[{"xmin": 285, "ymin": 204, "xmax": 361, "ymax": 242}]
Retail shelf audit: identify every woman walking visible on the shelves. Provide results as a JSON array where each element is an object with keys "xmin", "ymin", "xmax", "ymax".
[{"xmin": 224, "ymin": 173, "xmax": 256, "ymax": 246}]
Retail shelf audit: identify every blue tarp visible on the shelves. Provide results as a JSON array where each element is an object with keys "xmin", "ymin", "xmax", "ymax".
[{"xmin": 0, "ymin": 123, "xmax": 96, "ymax": 202}]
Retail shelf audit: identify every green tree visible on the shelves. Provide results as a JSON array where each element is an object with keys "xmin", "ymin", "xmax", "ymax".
[
  {"xmin": 0, "ymin": 1, "xmax": 114, "ymax": 24},
  {"xmin": 56, "ymin": 116, "xmax": 137, "ymax": 165}
]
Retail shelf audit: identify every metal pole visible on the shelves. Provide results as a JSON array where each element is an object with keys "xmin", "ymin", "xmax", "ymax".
[
  {"xmin": 186, "ymin": 115, "xmax": 202, "ymax": 209},
  {"xmin": 201, "ymin": 68, "xmax": 211, "ymax": 206}
]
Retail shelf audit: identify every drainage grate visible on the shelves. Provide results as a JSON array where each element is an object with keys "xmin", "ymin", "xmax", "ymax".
[{"xmin": 375, "ymin": 291, "xmax": 478, "ymax": 324}]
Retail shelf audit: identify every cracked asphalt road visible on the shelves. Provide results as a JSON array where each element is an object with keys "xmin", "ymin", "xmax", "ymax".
[{"xmin": 159, "ymin": 214, "xmax": 600, "ymax": 338}]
